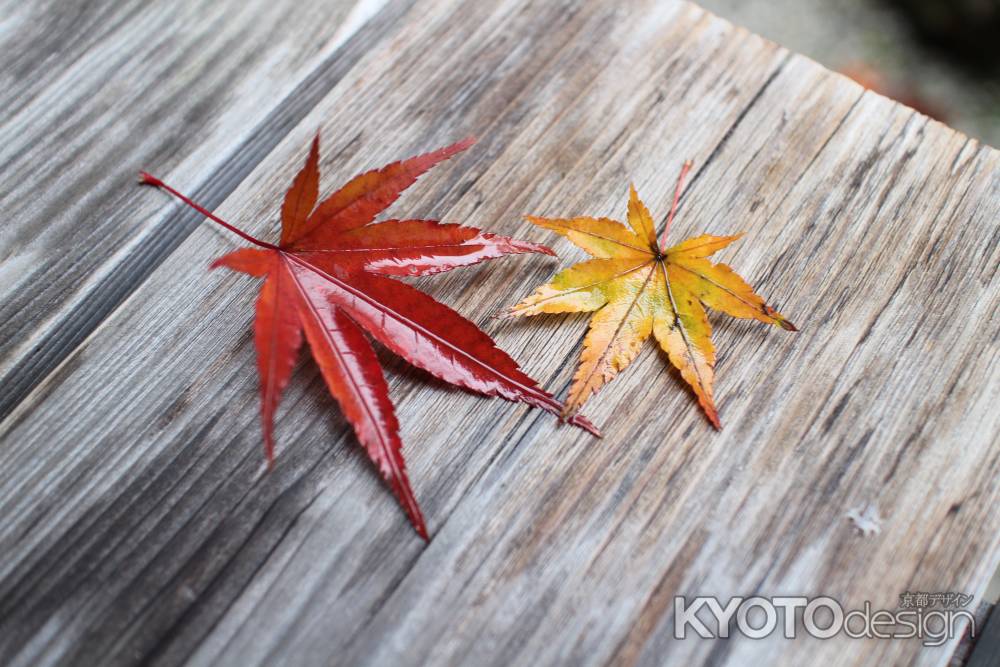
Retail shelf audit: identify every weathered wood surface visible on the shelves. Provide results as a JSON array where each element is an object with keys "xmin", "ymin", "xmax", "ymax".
[
  {"xmin": 1, "ymin": 1, "xmax": 998, "ymax": 666},
  {"xmin": 0, "ymin": 0, "xmax": 394, "ymax": 417}
]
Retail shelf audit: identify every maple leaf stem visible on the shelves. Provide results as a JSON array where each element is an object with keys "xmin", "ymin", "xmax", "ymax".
[
  {"xmin": 139, "ymin": 172, "xmax": 279, "ymax": 251},
  {"xmin": 659, "ymin": 160, "xmax": 693, "ymax": 251}
]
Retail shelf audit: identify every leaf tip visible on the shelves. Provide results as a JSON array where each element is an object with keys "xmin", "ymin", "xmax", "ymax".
[
  {"xmin": 697, "ymin": 396, "xmax": 721, "ymax": 430},
  {"xmin": 536, "ymin": 243, "xmax": 558, "ymax": 257},
  {"xmin": 499, "ymin": 303, "xmax": 531, "ymax": 320},
  {"xmin": 764, "ymin": 304, "xmax": 797, "ymax": 332},
  {"xmin": 445, "ymin": 136, "xmax": 476, "ymax": 157},
  {"xmin": 416, "ymin": 524, "xmax": 430, "ymax": 542},
  {"xmin": 408, "ymin": 506, "xmax": 429, "ymax": 541},
  {"xmin": 570, "ymin": 413, "xmax": 602, "ymax": 437}
]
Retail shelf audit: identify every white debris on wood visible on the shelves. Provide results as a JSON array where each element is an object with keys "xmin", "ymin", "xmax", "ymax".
[{"xmin": 846, "ymin": 505, "xmax": 883, "ymax": 536}]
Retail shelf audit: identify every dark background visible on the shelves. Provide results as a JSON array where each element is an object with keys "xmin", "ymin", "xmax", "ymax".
[{"xmin": 702, "ymin": 0, "xmax": 1000, "ymax": 147}]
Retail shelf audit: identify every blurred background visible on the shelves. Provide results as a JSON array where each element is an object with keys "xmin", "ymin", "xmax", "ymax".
[{"xmin": 700, "ymin": 0, "xmax": 1000, "ymax": 148}]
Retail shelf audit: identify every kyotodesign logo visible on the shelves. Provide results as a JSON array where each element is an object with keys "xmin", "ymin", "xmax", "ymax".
[{"xmin": 673, "ymin": 593, "xmax": 975, "ymax": 647}]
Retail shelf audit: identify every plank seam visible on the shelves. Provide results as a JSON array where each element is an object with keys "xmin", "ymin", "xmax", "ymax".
[{"xmin": 0, "ymin": 0, "xmax": 416, "ymax": 424}]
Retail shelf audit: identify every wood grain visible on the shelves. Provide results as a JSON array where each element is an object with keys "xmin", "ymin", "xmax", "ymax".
[
  {"xmin": 0, "ymin": 0, "xmax": 997, "ymax": 665},
  {"xmin": 0, "ymin": 0, "xmax": 396, "ymax": 418}
]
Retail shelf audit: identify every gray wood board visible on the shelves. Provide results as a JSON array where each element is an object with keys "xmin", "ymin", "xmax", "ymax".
[
  {"xmin": 1, "ymin": 1, "xmax": 998, "ymax": 665},
  {"xmin": 0, "ymin": 0, "xmax": 396, "ymax": 417}
]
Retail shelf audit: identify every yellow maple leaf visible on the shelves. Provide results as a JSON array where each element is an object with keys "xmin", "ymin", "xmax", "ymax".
[{"xmin": 503, "ymin": 162, "xmax": 797, "ymax": 428}]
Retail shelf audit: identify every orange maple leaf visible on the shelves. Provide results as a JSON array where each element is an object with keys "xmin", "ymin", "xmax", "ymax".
[{"xmin": 503, "ymin": 162, "xmax": 797, "ymax": 428}]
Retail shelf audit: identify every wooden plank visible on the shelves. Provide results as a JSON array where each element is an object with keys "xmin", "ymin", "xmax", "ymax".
[
  {"xmin": 0, "ymin": 0, "xmax": 396, "ymax": 418},
  {"xmin": 1, "ymin": 1, "xmax": 998, "ymax": 666}
]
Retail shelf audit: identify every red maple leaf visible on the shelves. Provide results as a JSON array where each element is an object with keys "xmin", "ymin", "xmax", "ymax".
[{"xmin": 141, "ymin": 135, "xmax": 599, "ymax": 539}]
